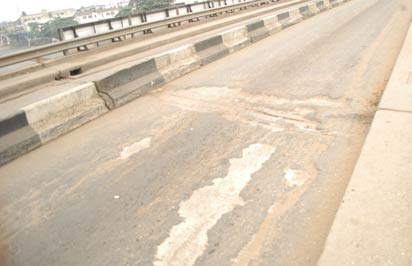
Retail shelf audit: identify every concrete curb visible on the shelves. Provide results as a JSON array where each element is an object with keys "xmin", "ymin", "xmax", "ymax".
[
  {"xmin": 262, "ymin": 14, "xmax": 283, "ymax": 34},
  {"xmin": 0, "ymin": 83, "xmax": 108, "ymax": 165},
  {"xmin": 317, "ymin": 23, "xmax": 412, "ymax": 266},
  {"xmin": 154, "ymin": 45, "xmax": 201, "ymax": 82},
  {"xmin": 194, "ymin": 35, "xmax": 230, "ymax": 65},
  {"xmin": 94, "ymin": 58, "xmax": 165, "ymax": 109},
  {"xmin": 92, "ymin": 0, "xmax": 348, "ymax": 110},
  {"xmin": 220, "ymin": 26, "xmax": 251, "ymax": 52},
  {"xmin": 247, "ymin": 20, "xmax": 270, "ymax": 42}
]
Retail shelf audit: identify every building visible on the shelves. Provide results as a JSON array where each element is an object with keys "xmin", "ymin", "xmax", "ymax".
[
  {"xmin": 74, "ymin": 5, "xmax": 120, "ymax": 24},
  {"xmin": 117, "ymin": 1, "xmax": 130, "ymax": 8},
  {"xmin": 0, "ymin": 21, "xmax": 25, "ymax": 33},
  {"xmin": 19, "ymin": 9, "xmax": 76, "ymax": 31},
  {"xmin": 173, "ymin": 0, "xmax": 203, "ymax": 4}
]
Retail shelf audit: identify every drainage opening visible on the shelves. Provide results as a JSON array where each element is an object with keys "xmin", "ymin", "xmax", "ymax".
[{"xmin": 70, "ymin": 68, "xmax": 82, "ymax": 76}]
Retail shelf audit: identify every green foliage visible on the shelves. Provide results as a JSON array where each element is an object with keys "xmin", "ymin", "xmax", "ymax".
[
  {"xmin": 116, "ymin": 7, "xmax": 134, "ymax": 17},
  {"xmin": 30, "ymin": 17, "xmax": 78, "ymax": 39},
  {"xmin": 42, "ymin": 17, "xmax": 78, "ymax": 39},
  {"xmin": 28, "ymin": 22, "xmax": 41, "ymax": 35},
  {"xmin": 129, "ymin": 0, "xmax": 171, "ymax": 12}
]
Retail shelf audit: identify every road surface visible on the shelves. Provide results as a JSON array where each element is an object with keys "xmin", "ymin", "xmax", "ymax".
[{"xmin": 0, "ymin": 0, "xmax": 411, "ymax": 265}]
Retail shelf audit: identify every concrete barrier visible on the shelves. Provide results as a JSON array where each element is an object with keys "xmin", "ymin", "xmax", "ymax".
[
  {"xmin": 329, "ymin": 0, "xmax": 339, "ymax": 7},
  {"xmin": 315, "ymin": 1, "xmax": 329, "ymax": 12},
  {"xmin": 299, "ymin": 3, "xmax": 318, "ymax": 18},
  {"xmin": 246, "ymin": 20, "xmax": 270, "ymax": 42},
  {"xmin": 288, "ymin": 8, "xmax": 304, "ymax": 25},
  {"xmin": 94, "ymin": 58, "xmax": 165, "ymax": 109},
  {"xmin": 0, "ymin": 111, "xmax": 42, "ymax": 166},
  {"xmin": 299, "ymin": 5, "xmax": 312, "ymax": 18},
  {"xmin": 298, "ymin": 3, "xmax": 320, "ymax": 19},
  {"xmin": 221, "ymin": 26, "xmax": 251, "ymax": 52},
  {"xmin": 263, "ymin": 14, "xmax": 283, "ymax": 34},
  {"xmin": 0, "ymin": 82, "xmax": 108, "ymax": 166},
  {"xmin": 193, "ymin": 35, "xmax": 230, "ymax": 65},
  {"xmin": 276, "ymin": 9, "xmax": 302, "ymax": 29},
  {"xmin": 307, "ymin": 2, "xmax": 320, "ymax": 15},
  {"xmin": 154, "ymin": 45, "xmax": 201, "ymax": 82},
  {"xmin": 276, "ymin": 11, "xmax": 292, "ymax": 28}
]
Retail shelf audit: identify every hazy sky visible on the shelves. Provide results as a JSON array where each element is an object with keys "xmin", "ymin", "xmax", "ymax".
[{"xmin": 1, "ymin": 0, "xmax": 122, "ymax": 22}]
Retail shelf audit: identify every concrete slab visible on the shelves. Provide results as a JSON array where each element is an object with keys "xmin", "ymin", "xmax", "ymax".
[
  {"xmin": 318, "ymin": 21, "xmax": 412, "ymax": 266},
  {"xmin": 0, "ymin": 80, "xmax": 87, "ymax": 119},
  {"xmin": 317, "ymin": 110, "xmax": 412, "ymax": 266},
  {"xmin": 379, "ymin": 22, "xmax": 412, "ymax": 113}
]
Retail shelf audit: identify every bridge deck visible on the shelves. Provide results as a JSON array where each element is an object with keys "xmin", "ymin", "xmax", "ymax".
[{"xmin": 0, "ymin": 0, "xmax": 411, "ymax": 265}]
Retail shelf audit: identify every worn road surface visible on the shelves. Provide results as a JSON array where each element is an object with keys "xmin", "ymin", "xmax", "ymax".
[{"xmin": 1, "ymin": 0, "xmax": 411, "ymax": 265}]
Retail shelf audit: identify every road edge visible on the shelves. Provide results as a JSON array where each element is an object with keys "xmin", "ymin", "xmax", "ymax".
[{"xmin": 317, "ymin": 22, "xmax": 412, "ymax": 266}]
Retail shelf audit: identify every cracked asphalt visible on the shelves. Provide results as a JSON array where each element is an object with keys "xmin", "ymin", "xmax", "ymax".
[{"xmin": 0, "ymin": 0, "xmax": 411, "ymax": 265}]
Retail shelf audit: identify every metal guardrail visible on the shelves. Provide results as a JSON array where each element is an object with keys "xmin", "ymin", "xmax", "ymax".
[
  {"xmin": 59, "ymin": 0, "xmax": 248, "ymax": 41},
  {"xmin": 0, "ymin": 0, "xmax": 278, "ymax": 68}
]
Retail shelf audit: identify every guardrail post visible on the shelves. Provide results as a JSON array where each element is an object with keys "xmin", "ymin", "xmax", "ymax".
[
  {"xmin": 142, "ymin": 13, "xmax": 152, "ymax": 34},
  {"xmin": 128, "ymin": 15, "xmax": 132, "ymax": 26},
  {"xmin": 108, "ymin": 20, "xmax": 121, "ymax": 42},
  {"xmin": 168, "ymin": 7, "xmax": 181, "ymax": 27},
  {"xmin": 187, "ymin": 4, "xmax": 200, "ymax": 22},
  {"xmin": 167, "ymin": 8, "xmax": 176, "ymax": 28},
  {"xmin": 58, "ymin": 28, "xmax": 64, "ymax": 41},
  {"xmin": 58, "ymin": 28, "xmax": 69, "ymax": 55},
  {"xmin": 92, "ymin": 23, "xmax": 100, "ymax": 46},
  {"xmin": 72, "ymin": 27, "xmax": 78, "ymax": 38}
]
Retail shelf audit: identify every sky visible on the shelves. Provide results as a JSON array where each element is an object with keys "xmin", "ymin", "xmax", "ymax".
[{"xmin": 1, "ymin": 0, "xmax": 122, "ymax": 22}]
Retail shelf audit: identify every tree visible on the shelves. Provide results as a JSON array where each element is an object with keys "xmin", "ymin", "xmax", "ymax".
[
  {"xmin": 40, "ymin": 17, "xmax": 78, "ymax": 39},
  {"xmin": 28, "ymin": 22, "xmax": 41, "ymax": 35},
  {"xmin": 116, "ymin": 7, "xmax": 134, "ymax": 17},
  {"xmin": 128, "ymin": 0, "xmax": 171, "ymax": 12}
]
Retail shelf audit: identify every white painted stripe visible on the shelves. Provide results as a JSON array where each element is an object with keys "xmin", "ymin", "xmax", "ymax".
[
  {"xmin": 154, "ymin": 143, "xmax": 276, "ymax": 266},
  {"xmin": 119, "ymin": 137, "xmax": 151, "ymax": 159}
]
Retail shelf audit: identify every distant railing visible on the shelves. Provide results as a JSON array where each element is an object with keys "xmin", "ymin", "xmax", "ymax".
[
  {"xmin": 58, "ymin": 0, "xmax": 251, "ymax": 41},
  {"xmin": 0, "ymin": 0, "xmax": 281, "ymax": 68}
]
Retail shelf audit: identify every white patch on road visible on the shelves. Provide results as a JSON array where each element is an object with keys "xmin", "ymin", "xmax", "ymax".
[
  {"xmin": 153, "ymin": 143, "xmax": 276, "ymax": 266},
  {"xmin": 295, "ymin": 123, "xmax": 317, "ymax": 132},
  {"xmin": 284, "ymin": 169, "xmax": 307, "ymax": 187},
  {"xmin": 119, "ymin": 137, "xmax": 151, "ymax": 159}
]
